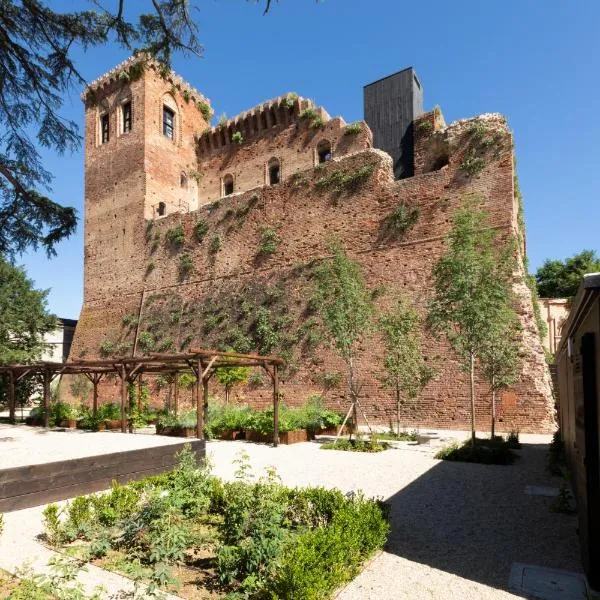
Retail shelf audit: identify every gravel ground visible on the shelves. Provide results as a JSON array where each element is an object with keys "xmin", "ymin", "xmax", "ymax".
[
  {"xmin": 206, "ymin": 435, "xmax": 582, "ymax": 600},
  {"xmin": 0, "ymin": 428, "xmax": 583, "ymax": 599}
]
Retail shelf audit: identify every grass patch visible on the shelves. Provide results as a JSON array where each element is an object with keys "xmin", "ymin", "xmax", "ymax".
[
  {"xmin": 435, "ymin": 437, "xmax": 517, "ymax": 465},
  {"xmin": 375, "ymin": 430, "xmax": 418, "ymax": 441},
  {"xmin": 321, "ymin": 438, "xmax": 390, "ymax": 452},
  {"xmin": 344, "ymin": 122, "xmax": 362, "ymax": 135}
]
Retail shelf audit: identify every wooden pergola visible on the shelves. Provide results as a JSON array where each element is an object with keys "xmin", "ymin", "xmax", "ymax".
[{"xmin": 0, "ymin": 350, "xmax": 284, "ymax": 445}]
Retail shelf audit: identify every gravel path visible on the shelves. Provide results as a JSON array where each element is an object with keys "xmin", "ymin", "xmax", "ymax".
[
  {"xmin": 206, "ymin": 435, "xmax": 582, "ymax": 599},
  {"xmin": 0, "ymin": 429, "xmax": 583, "ymax": 599}
]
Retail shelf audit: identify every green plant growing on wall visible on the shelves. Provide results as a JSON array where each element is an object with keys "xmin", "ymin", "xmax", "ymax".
[
  {"xmin": 188, "ymin": 168, "xmax": 205, "ymax": 183},
  {"xmin": 315, "ymin": 164, "xmax": 375, "ymax": 195},
  {"xmin": 291, "ymin": 172, "xmax": 308, "ymax": 188},
  {"xmin": 137, "ymin": 332, "xmax": 155, "ymax": 354},
  {"xmin": 145, "ymin": 220, "xmax": 154, "ymax": 241},
  {"xmin": 210, "ymin": 233, "xmax": 223, "ymax": 254},
  {"xmin": 194, "ymin": 219, "xmax": 209, "ymax": 242},
  {"xmin": 145, "ymin": 262, "xmax": 155, "ymax": 277},
  {"xmin": 259, "ymin": 227, "xmax": 281, "ymax": 255},
  {"xmin": 100, "ymin": 340, "xmax": 116, "ymax": 357},
  {"xmin": 344, "ymin": 122, "xmax": 362, "ymax": 135},
  {"xmin": 182, "ymin": 89, "xmax": 191, "ymax": 103},
  {"xmin": 165, "ymin": 224, "xmax": 186, "ymax": 248},
  {"xmin": 280, "ymin": 92, "xmax": 298, "ymax": 110},
  {"xmin": 217, "ymin": 113, "xmax": 228, "ymax": 128},
  {"xmin": 248, "ymin": 371, "xmax": 264, "ymax": 386},
  {"xmin": 197, "ymin": 101, "xmax": 212, "ymax": 121},
  {"xmin": 418, "ymin": 120, "xmax": 433, "ymax": 132},
  {"xmin": 299, "ymin": 107, "xmax": 317, "ymax": 120},
  {"xmin": 310, "ymin": 117, "xmax": 325, "ymax": 129},
  {"xmin": 122, "ymin": 313, "xmax": 138, "ymax": 327},
  {"xmin": 178, "ymin": 372, "xmax": 197, "ymax": 390},
  {"xmin": 69, "ymin": 374, "xmax": 92, "ymax": 404},
  {"xmin": 231, "ymin": 131, "xmax": 243, "ymax": 145},
  {"xmin": 179, "ymin": 253, "xmax": 194, "ymax": 278},
  {"xmin": 379, "ymin": 298, "xmax": 433, "ymax": 436},
  {"xmin": 386, "ymin": 201, "xmax": 419, "ymax": 237},
  {"xmin": 157, "ymin": 337, "xmax": 174, "ymax": 352},
  {"xmin": 460, "ymin": 152, "xmax": 485, "ymax": 176},
  {"xmin": 312, "ymin": 241, "xmax": 374, "ymax": 436},
  {"xmin": 427, "ymin": 197, "xmax": 515, "ymax": 444}
]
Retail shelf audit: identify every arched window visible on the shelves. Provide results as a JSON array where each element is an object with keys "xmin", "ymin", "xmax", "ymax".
[
  {"xmin": 180, "ymin": 172, "xmax": 188, "ymax": 188},
  {"xmin": 223, "ymin": 174, "xmax": 234, "ymax": 196},
  {"xmin": 163, "ymin": 106, "xmax": 175, "ymax": 139},
  {"xmin": 157, "ymin": 202, "xmax": 166, "ymax": 217},
  {"xmin": 317, "ymin": 139, "xmax": 332, "ymax": 164},
  {"xmin": 268, "ymin": 158, "xmax": 280, "ymax": 185}
]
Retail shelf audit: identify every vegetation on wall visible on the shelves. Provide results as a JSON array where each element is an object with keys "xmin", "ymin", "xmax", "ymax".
[
  {"xmin": 459, "ymin": 121, "xmax": 507, "ymax": 177},
  {"xmin": 280, "ymin": 92, "xmax": 298, "ymax": 110},
  {"xmin": 384, "ymin": 201, "xmax": 419, "ymax": 238},
  {"xmin": 197, "ymin": 101, "xmax": 212, "ymax": 121},
  {"xmin": 178, "ymin": 253, "xmax": 194, "ymax": 278},
  {"xmin": 344, "ymin": 122, "xmax": 362, "ymax": 135},
  {"xmin": 315, "ymin": 163, "xmax": 376, "ymax": 196},
  {"xmin": 193, "ymin": 219, "xmax": 209, "ymax": 242},
  {"xmin": 231, "ymin": 131, "xmax": 243, "ymax": 145},
  {"xmin": 165, "ymin": 224, "xmax": 186, "ymax": 248},
  {"xmin": 259, "ymin": 227, "xmax": 281, "ymax": 255}
]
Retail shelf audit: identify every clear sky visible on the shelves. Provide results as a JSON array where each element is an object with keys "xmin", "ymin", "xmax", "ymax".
[{"xmin": 20, "ymin": 0, "xmax": 600, "ymax": 318}]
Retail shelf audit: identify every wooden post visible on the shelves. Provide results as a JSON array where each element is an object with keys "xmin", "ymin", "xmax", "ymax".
[
  {"xmin": 92, "ymin": 378, "xmax": 99, "ymax": 417},
  {"xmin": 137, "ymin": 375, "xmax": 143, "ymax": 411},
  {"xmin": 273, "ymin": 364, "xmax": 279, "ymax": 448},
  {"xmin": 173, "ymin": 372, "xmax": 179, "ymax": 416},
  {"xmin": 120, "ymin": 365, "xmax": 127, "ymax": 433},
  {"xmin": 196, "ymin": 361, "xmax": 202, "ymax": 439},
  {"xmin": 8, "ymin": 371, "xmax": 15, "ymax": 424},
  {"xmin": 43, "ymin": 370, "xmax": 50, "ymax": 428},
  {"xmin": 203, "ymin": 376, "xmax": 210, "ymax": 431}
]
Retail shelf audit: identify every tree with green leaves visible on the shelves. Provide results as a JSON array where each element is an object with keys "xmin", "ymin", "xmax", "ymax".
[
  {"xmin": 0, "ymin": 0, "xmax": 282, "ymax": 257},
  {"xmin": 216, "ymin": 365, "xmax": 250, "ymax": 405},
  {"xmin": 479, "ymin": 303, "xmax": 521, "ymax": 438},
  {"xmin": 312, "ymin": 241, "xmax": 374, "ymax": 436},
  {"xmin": 535, "ymin": 250, "xmax": 600, "ymax": 298},
  {"xmin": 379, "ymin": 298, "xmax": 433, "ymax": 436},
  {"xmin": 427, "ymin": 198, "xmax": 512, "ymax": 444},
  {"xmin": 0, "ymin": 256, "xmax": 56, "ymax": 364}
]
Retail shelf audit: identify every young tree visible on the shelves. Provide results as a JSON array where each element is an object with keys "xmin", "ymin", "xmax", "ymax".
[
  {"xmin": 479, "ymin": 304, "xmax": 521, "ymax": 438},
  {"xmin": 427, "ymin": 198, "xmax": 509, "ymax": 444},
  {"xmin": 216, "ymin": 366, "xmax": 250, "ymax": 405},
  {"xmin": 535, "ymin": 250, "xmax": 600, "ymax": 298},
  {"xmin": 312, "ymin": 241, "xmax": 374, "ymax": 436},
  {"xmin": 379, "ymin": 299, "xmax": 433, "ymax": 436},
  {"xmin": 0, "ymin": 0, "xmax": 282, "ymax": 257}
]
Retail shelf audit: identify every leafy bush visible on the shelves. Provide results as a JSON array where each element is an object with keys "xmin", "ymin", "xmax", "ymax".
[
  {"xmin": 194, "ymin": 219, "xmax": 208, "ymax": 242},
  {"xmin": 280, "ymin": 92, "xmax": 298, "ymax": 110},
  {"xmin": 165, "ymin": 224, "xmax": 186, "ymax": 248},
  {"xmin": 99, "ymin": 340, "xmax": 116, "ymax": 356},
  {"xmin": 231, "ymin": 131, "xmax": 243, "ymax": 145},
  {"xmin": 386, "ymin": 201, "xmax": 419, "ymax": 236},
  {"xmin": 435, "ymin": 438, "xmax": 517, "ymax": 465},
  {"xmin": 299, "ymin": 107, "xmax": 317, "ymax": 120},
  {"xmin": 460, "ymin": 152, "xmax": 485, "ymax": 176},
  {"xmin": 376, "ymin": 430, "xmax": 418, "ymax": 441},
  {"xmin": 210, "ymin": 232, "xmax": 223, "ymax": 254},
  {"xmin": 197, "ymin": 101, "xmax": 212, "ymax": 121},
  {"xmin": 259, "ymin": 227, "xmax": 281, "ymax": 255},
  {"xmin": 321, "ymin": 438, "xmax": 389, "ymax": 453},
  {"xmin": 310, "ymin": 116, "xmax": 325, "ymax": 129},
  {"xmin": 418, "ymin": 120, "xmax": 433, "ymax": 132},
  {"xmin": 178, "ymin": 253, "xmax": 194, "ymax": 278},
  {"xmin": 344, "ymin": 122, "xmax": 362, "ymax": 135},
  {"xmin": 137, "ymin": 331, "xmax": 155, "ymax": 353}
]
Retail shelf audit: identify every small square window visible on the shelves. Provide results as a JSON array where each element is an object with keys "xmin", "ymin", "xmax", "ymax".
[
  {"xmin": 122, "ymin": 102, "xmax": 132, "ymax": 133},
  {"xmin": 101, "ymin": 114, "xmax": 109, "ymax": 144},
  {"xmin": 163, "ymin": 106, "xmax": 175, "ymax": 140}
]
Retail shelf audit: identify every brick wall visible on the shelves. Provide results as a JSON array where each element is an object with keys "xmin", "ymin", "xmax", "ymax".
[{"xmin": 68, "ymin": 63, "xmax": 555, "ymax": 433}]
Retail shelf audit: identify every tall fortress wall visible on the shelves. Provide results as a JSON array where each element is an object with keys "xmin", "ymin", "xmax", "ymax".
[{"xmin": 70, "ymin": 56, "xmax": 555, "ymax": 433}]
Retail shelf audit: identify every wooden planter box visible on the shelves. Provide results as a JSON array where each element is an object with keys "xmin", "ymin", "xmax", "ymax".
[
  {"xmin": 216, "ymin": 429, "xmax": 245, "ymax": 441},
  {"xmin": 319, "ymin": 425, "xmax": 349, "ymax": 436},
  {"xmin": 59, "ymin": 419, "xmax": 78, "ymax": 429},
  {"xmin": 156, "ymin": 424, "xmax": 197, "ymax": 438},
  {"xmin": 25, "ymin": 416, "xmax": 44, "ymax": 426},
  {"xmin": 245, "ymin": 429, "xmax": 308, "ymax": 445},
  {"xmin": 105, "ymin": 419, "xmax": 123, "ymax": 431}
]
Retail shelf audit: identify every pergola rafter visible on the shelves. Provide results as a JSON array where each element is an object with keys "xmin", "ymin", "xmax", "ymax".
[{"xmin": 0, "ymin": 350, "xmax": 284, "ymax": 445}]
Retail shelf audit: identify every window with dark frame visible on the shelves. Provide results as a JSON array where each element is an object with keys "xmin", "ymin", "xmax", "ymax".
[
  {"xmin": 122, "ymin": 101, "xmax": 132, "ymax": 133},
  {"xmin": 101, "ymin": 113, "xmax": 109, "ymax": 144},
  {"xmin": 163, "ymin": 106, "xmax": 175, "ymax": 139},
  {"xmin": 158, "ymin": 202, "xmax": 166, "ymax": 217},
  {"xmin": 317, "ymin": 140, "xmax": 332, "ymax": 164},
  {"xmin": 269, "ymin": 160, "xmax": 280, "ymax": 185},
  {"xmin": 223, "ymin": 174, "xmax": 234, "ymax": 196}
]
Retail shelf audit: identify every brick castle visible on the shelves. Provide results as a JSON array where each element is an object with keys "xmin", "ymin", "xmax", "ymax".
[{"xmin": 68, "ymin": 55, "xmax": 555, "ymax": 433}]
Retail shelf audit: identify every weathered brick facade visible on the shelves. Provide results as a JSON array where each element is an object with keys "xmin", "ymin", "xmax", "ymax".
[{"xmin": 69, "ymin": 56, "xmax": 555, "ymax": 433}]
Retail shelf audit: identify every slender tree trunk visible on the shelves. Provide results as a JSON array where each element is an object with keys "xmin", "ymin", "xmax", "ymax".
[
  {"xmin": 491, "ymin": 375, "xmax": 496, "ymax": 439},
  {"xmin": 348, "ymin": 357, "xmax": 358, "ymax": 440},
  {"xmin": 470, "ymin": 350, "xmax": 476, "ymax": 445},
  {"xmin": 396, "ymin": 383, "xmax": 401, "ymax": 437}
]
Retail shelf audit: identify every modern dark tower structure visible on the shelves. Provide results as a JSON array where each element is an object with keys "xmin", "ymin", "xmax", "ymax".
[{"xmin": 363, "ymin": 67, "xmax": 424, "ymax": 179}]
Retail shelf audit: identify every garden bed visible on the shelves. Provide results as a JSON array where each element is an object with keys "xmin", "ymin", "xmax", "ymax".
[
  {"xmin": 321, "ymin": 438, "xmax": 390, "ymax": 452},
  {"xmin": 435, "ymin": 436, "xmax": 519, "ymax": 465},
  {"xmin": 156, "ymin": 423, "xmax": 197, "ymax": 438},
  {"xmin": 40, "ymin": 445, "xmax": 389, "ymax": 599}
]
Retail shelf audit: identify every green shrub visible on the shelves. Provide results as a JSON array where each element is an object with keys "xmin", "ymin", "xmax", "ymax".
[
  {"xmin": 197, "ymin": 101, "xmax": 212, "ymax": 121},
  {"xmin": 460, "ymin": 153, "xmax": 485, "ymax": 176},
  {"xmin": 270, "ymin": 494, "xmax": 389, "ymax": 599},
  {"xmin": 376, "ymin": 430, "xmax": 418, "ymax": 441},
  {"xmin": 99, "ymin": 340, "xmax": 116, "ymax": 356},
  {"xmin": 280, "ymin": 92, "xmax": 298, "ymax": 110},
  {"xmin": 178, "ymin": 253, "xmax": 194, "ymax": 278},
  {"xmin": 194, "ymin": 219, "xmax": 208, "ymax": 242},
  {"xmin": 231, "ymin": 131, "xmax": 243, "ymax": 145},
  {"xmin": 386, "ymin": 201, "xmax": 419, "ymax": 236},
  {"xmin": 259, "ymin": 227, "xmax": 281, "ymax": 255},
  {"xmin": 315, "ymin": 164, "xmax": 375, "ymax": 194},
  {"xmin": 310, "ymin": 116, "xmax": 325, "ymax": 129},
  {"xmin": 344, "ymin": 122, "xmax": 362, "ymax": 135},
  {"xmin": 435, "ymin": 438, "xmax": 517, "ymax": 465},
  {"xmin": 321, "ymin": 439, "xmax": 389, "ymax": 453},
  {"xmin": 137, "ymin": 331, "xmax": 155, "ymax": 353},
  {"xmin": 299, "ymin": 107, "xmax": 317, "ymax": 120},
  {"xmin": 418, "ymin": 120, "xmax": 433, "ymax": 132},
  {"xmin": 165, "ymin": 224, "xmax": 186, "ymax": 248},
  {"xmin": 122, "ymin": 313, "xmax": 138, "ymax": 327},
  {"xmin": 210, "ymin": 232, "xmax": 223, "ymax": 254}
]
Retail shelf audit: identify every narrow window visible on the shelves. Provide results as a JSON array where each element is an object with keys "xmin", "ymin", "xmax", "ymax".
[
  {"xmin": 101, "ymin": 113, "xmax": 109, "ymax": 144},
  {"xmin": 268, "ymin": 159, "xmax": 280, "ymax": 185},
  {"xmin": 157, "ymin": 202, "xmax": 166, "ymax": 217},
  {"xmin": 163, "ymin": 106, "xmax": 175, "ymax": 139},
  {"xmin": 317, "ymin": 140, "xmax": 332, "ymax": 164},
  {"xmin": 122, "ymin": 101, "xmax": 132, "ymax": 133},
  {"xmin": 180, "ymin": 172, "xmax": 188, "ymax": 189},
  {"xmin": 223, "ymin": 174, "xmax": 234, "ymax": 196}
]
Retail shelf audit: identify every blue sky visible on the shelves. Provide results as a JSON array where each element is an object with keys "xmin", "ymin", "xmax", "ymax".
[{"xmin": 20, "ymin": 0, "xmax": 600, "ymax": 317}]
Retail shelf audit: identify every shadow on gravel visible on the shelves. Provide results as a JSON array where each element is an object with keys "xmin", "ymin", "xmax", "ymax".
[{"xmin": 382, "ymin": 443, "xmax": 582, "ymax": 595}]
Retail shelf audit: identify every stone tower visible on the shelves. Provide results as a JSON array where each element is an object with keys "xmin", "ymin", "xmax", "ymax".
[{"xmin": 82, "ymin": 56, "xmax": 211, "ymax": 304}]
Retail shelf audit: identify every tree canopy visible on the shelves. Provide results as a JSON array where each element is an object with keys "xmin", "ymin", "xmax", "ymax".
[
  {"xmin": 535, "ymin": 250, "xmax": 600, "ymax": 298},
  {"xmin": 0, "ymin": 0, "xmax": 279, "ymax": 258},
  {"xmin": 0, "ymin": 255, "xmax": 56, "ymax": 364}
]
